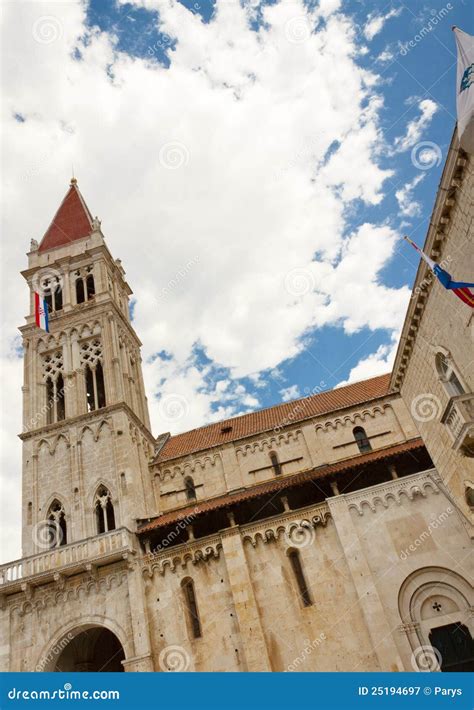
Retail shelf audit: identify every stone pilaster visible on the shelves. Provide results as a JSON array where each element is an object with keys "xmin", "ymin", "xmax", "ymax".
[
  {"xmin": 220, "ymin": 528, "xmax": 271, "ymax": 671},
  {"xmin": 328, "ymin": 495, "xmax": 404, "ymax": 672}
]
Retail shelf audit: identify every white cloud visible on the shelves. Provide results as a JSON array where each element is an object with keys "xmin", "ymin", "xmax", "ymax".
[
  {"xmin": 395, "ymin": 173, "xmax": 426, "ymax": 217},
  {"xmin": 337, "ymin": 339, "xmax": 398, "ymax": 387},
  {"xmin": 392, "ymin": 98, "xmax": 439, "ymax": 152},
  {"xmin": 280, "ymin": 385, "xmax": 301, "ymax": 402},
  {"xmin": 364, "ymin": 8, "xmax": 402, "ymax": 42},
  {"xmin": 0, "ymin": 0, "xmax": 411, "ymax": 561}
]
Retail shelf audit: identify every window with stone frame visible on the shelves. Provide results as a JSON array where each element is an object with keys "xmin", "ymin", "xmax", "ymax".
[
  {"xmin": 38, "ymin": 274, "xmax": 63, "ymax": 315},
  {"xmin": 46, "ymin": 499, "xmax": 67, "ymax": 548},
  {"xmin": 74, "ymin": 265, "xmax": 95, "ymax": 305},
  {"xmin": 435, "ymin": 351, "xmax": 465, "ymax": 397},
  {"xmin": 288, "ymin": 548, "xmax": 312, "ymax": 607},
  {"xmin": 269, "ymin": 451, "xmax": 282, "ymax": 475},
  {"xmin": 42, "ymin": 350, "xmax": 66, "ymax": 424},
  {"xmin": 353, "ymin": 426, "xmax": 372, "ymax": 453},
  {"xmin": 184, "ymin": 476, "xmax": 197, "ymax": 501},
  {"xmin": 94, "ymin": 486, "xmax": 116, "ymax": 534},
  {"xmin": 80, "ymin": 339, "xmax": 106, "ymax": 411},
  {"xmin": 181, "ymin": 577, "xmax": 202, "ymax": 639}
]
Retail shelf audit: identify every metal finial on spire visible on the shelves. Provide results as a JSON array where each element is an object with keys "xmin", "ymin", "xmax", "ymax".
[{"xmin": 70, "ymin": 164, "xmax": 77, "ymax": 185}]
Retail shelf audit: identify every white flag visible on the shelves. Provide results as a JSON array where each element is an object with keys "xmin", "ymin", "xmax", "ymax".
[{"xmin": 454, "ymin": 27, "xmax": 474, "ymax": 153}]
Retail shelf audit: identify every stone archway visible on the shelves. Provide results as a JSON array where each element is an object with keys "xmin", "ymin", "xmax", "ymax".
[
  {"xmin": 40, "ymin": 624, "xmax": 126, "ymax": 672},
  {"xmin": 398, "ymin": 566, "xmax": 474, "ymax": 672}
]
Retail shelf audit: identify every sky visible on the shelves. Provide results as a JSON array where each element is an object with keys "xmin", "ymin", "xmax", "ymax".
[{"xmin": 0, "ymin": 0, "xmax": 472, "ymax": 562}]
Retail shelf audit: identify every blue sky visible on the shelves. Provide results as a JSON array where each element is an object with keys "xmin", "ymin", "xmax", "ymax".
[
  {"xmin": 2, "ymin": 0, "xmax": 473, "ymax": 443},
  {"xmin": 81, "ymin": 0, "xmax": 472, "ymax": 411}
]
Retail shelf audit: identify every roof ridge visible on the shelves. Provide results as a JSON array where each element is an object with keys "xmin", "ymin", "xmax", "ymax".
[
  {"xmin": 162, "ymin": 372, "xmax": 391, "ymax": 439},
  {"xmin": 156, "ymin": 372, "xmax": 392, "ymax": 462}
]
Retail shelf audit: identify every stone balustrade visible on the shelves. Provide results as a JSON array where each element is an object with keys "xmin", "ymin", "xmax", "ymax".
[
  {"xmin": 441, "ymin": 394, "xmax": 474, "ymax": 456},
  {"xmin": 0, "ymin": 527, "xmax": 137, "ymax": 591}
]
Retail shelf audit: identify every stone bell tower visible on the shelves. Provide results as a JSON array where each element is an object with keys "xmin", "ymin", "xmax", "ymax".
[{"xmin": 19, "ymin": 179, "xmax": 156, "ymax": 557}]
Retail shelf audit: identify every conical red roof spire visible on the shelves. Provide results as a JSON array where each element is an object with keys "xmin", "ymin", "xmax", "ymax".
[{"xmin": 38, "ymin": 179, "xmax": 94, "ymax": 252}]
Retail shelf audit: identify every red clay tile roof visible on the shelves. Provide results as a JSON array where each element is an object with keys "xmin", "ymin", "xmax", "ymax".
[
  {"xmin": 140, "ymin": 437, "xmax": 424, "ymax": 533},
  {"xmin": 156, "ymin": 373, "xmax": 392, "ymax": 462},
  {"xmin": 38, "ymin": 180, "xmax": 93, "ymax": 252}
]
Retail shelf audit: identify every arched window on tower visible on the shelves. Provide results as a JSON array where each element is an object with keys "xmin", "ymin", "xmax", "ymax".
[
  {"xmin": 85, "ymin": 363, "xmax": 106, "ymax": 412},
  {"xmin": 435, "ymin": 352, "xmax": 465, "ymax": 397},
  {"xmin": 47, "ymin": 500, "xmax": 67, "ymax": 548},
  {"xmin": 184, "ymin": 476, "xmax": 196, "ymax": 501},
  {"xmin": 86, "ymin": 274, "xmax": 95, "ymax": 300},
  {"xmin": 40, "ymin": 275, "xmax": 62, "ymax": 315},
  {"xmin": 288, "ymin": 548, "xmax": 312, "ymax": 607},
  {"xmin": 270, "ymin": 451, "xmax": 282, "ymax": 476},
  {"xmin": 181, "ymin": 577, "xmax": 202, "ymax": 639},
  {"xmin": 95, "ymin": 486, "xmax": 116, "ymax": 534},
  {"xmin": 76, "ymin": 278, "xmax": 85, "ymax": 304},
  {"xmin": 353, "ymin": 426, "xmax": 372, "ymax": 453}
]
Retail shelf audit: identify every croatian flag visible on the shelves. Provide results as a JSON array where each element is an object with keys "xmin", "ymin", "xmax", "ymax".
[
  {"xmin": 404, "ymin": 236, "xmax": 474, "ymax": 308},
  {"xmin": 34, "ymin": 292, "xmax": 49, "ymax": 332}
]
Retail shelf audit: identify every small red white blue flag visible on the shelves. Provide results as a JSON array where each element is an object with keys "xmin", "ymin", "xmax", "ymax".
[
  {"xmin": 34, "ymin": 292, "xmax": 49, "ymax": 332},
  {"xmin": 404, "ymin": 236, "xmax": 474, "ymax": 308}
]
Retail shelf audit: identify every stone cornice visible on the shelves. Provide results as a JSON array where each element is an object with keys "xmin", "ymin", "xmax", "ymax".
[
  {"xmin": 391, "ymin": 130, "xmax": 470, "ymax": 392},
  {"xmin": 19, "ymin": 400, "xmax": 154, "ymax": 444}
]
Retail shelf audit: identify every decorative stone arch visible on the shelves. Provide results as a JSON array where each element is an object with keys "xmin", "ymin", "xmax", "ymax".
[
  {"xmin": 432, "ymin": 345, "xmax": 467, "ymax": 396},
  {"xmin": 398, "ymin": 566, "xmax": 474, "ymax": 671},
  {"xmin": 36, "ymin": 615, "xmax": 132, "ymax": 672},
  {"xmin": 91, "ymin": 481, "xmax": 118, "ymax": 535}
]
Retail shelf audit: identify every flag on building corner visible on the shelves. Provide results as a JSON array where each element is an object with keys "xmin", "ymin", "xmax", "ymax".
[
  {"xmin": 453, "ymin": 27, "xmax": 474, "ymax": 154},
  {"xmin": 404, "ymin": 236, "xmax": 474, "ymax": 308},
  {"xmin": 34, "ymin": 292, "xmax": 49, "ymax": 332}
]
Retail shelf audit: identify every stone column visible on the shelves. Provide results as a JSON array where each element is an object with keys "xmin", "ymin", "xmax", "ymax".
[
  {"xmin": 220, "ymin": 528, "xmax": 271, "ymax": 671},
  {"xmin": 327, "ymin": 496, "xmax": 404, "ymax": 672}
]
